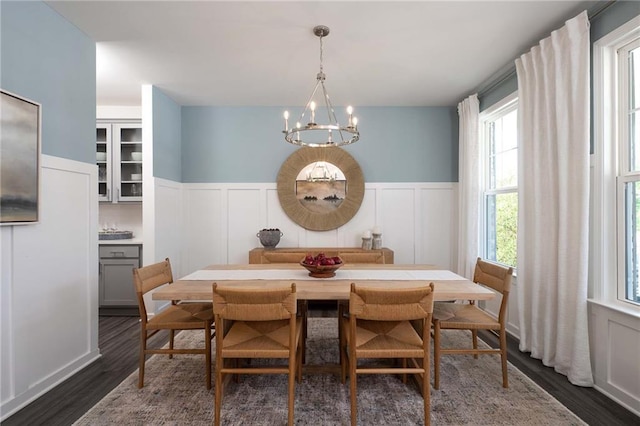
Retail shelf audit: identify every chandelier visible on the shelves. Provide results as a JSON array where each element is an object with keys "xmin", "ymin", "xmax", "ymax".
[{"xmin": 282, "ymin": 25, "xmax": 359, "ymax": 148}]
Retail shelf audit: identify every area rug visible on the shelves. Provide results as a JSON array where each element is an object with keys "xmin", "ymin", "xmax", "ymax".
[{"xmin": 74, "ymin": 318, "xmax": 585, "ymax": 425}]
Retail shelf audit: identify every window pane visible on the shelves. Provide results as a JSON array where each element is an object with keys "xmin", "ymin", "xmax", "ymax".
[
  {"xmin": 630, "ymin": 46, "xmax": 640, "ymax": 110},
  {"xmin": 624, "ymin": 181, "xmax": 640, "ymax": 304},
  {"xmin": 489, "ymin": 109, "xmax": 518, "ymax": 189},
  {"xmin": 485, "ymin": 192, "xmax": 518, "ymax": 268},
  {"xmin": 632, "ymin": 111, "xmax": 640, "ymax": 172}
]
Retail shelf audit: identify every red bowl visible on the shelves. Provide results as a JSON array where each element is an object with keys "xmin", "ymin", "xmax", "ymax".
[{"xmin": 300, "ymin": 258, "xmax": 343, "ymax": 278}]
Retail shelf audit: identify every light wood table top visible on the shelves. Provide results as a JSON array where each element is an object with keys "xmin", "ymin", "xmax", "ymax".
[{"xmin": 152, "ymin": 263, "xmax": 495, "ymax": 302}]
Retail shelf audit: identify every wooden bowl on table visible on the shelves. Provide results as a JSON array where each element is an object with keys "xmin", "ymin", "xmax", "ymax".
[{"xmin": 300, "ymin": 256, "xmax": 343, "ymax": 278}]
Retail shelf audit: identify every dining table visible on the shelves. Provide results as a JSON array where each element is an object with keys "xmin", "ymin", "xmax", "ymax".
[
  {"xmin": 152, "ymin": 262, "xmax": 495, "ymax": 379},
  {"xmin": 152, "ymin": 263, "xmax": 496, "ymax": 302}
]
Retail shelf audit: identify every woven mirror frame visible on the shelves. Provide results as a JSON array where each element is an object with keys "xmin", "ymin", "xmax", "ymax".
[{"xmin": 277, "ymin": 147, "xmax": 364, "ymax": 231}]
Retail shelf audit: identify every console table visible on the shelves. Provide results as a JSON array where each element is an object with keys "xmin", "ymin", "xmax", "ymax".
[{"xmin": 249, "ymin": 247, "xmax": 394, "ymax": 265}]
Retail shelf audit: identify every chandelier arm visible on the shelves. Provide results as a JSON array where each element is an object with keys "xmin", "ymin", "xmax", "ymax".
[
  {"xmin": 299, "ymin": 80, "xmax": 322, "ymax": 125},
  {"xmin": 319, "ymin": 82, "xmax": 349, "ymax": 144},
  {"xmin": 319, "ymin": 81, "xmax": 338, "ymax": 126}
]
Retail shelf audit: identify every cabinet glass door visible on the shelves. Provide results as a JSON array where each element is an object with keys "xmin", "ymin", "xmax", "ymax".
[
  {"xmin": 97, "ymin": 124, "xmax": 112, "ymax": 202},
  {"xmin": 114, "ymin": 124, "xmax": 143, "ymax": 202}
]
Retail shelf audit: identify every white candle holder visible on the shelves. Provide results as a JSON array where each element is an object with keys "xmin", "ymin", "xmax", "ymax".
[
  {"xmin": 362, "ymin": 237, "xmax": 372, "ymax": 250},
  {"xmin": 372, "ymin": 233, "xmax": 382, "ymax": 250}
]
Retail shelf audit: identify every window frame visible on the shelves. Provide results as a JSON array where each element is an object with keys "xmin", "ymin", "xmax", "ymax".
[
  {"xmin": 593, "ymin": 15, "xmax": 640, "ymax": 312},
  {"xmin": 617, "ymin": 37, "xmax": 640, "ymax": 305},
  {"xmin": 479, "ymin": 92, "xmax": 518, "ymax": 270}
]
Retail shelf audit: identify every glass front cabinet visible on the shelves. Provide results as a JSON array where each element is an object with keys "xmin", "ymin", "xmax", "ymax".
[{"xmin": 97, "ymin": 121, "xmax": 143, "ymax": 202}]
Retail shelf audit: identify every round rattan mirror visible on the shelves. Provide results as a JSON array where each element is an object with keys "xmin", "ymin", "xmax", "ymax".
[{"xmin": 277, "ymin": 147, "xmax": 364, "ymax": 231}]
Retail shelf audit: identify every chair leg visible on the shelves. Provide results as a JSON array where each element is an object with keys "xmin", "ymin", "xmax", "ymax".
[
  {"xmin": 350, "ymin": 361, "xmax": 357, "ymax": 426},
  {"xmin": 500, "ymin": 328, "xmax": 509, "ymax": 388},
  {"xmin": 138, "ymin": 329, "xmax": 147, "ymax": 389},
  {"xmin": 297, "ymin": 347, "xmax": 303, "ymax": 383},
  {"xmin": 339, "ymin": 314, "xmax": 347, "ymax": 384},
  {"xmin": 433, "ymin": 321, "xmax": 441, "ymax": 390},
  {"xmin": 472, "ymin": 329, "xmax": 479, "ymax": 359},
  {"xmin": 423, "ymin": 354, "xmax": 431, "ymax": 426},
  {"xmin": 205, "ymin": 322, "xmax": 212, "ymax": 390},
  {"xmin": 169, "ymin": 329, "xmax": 175, "ymax": 359},
  {"xmin": 338, "ymin": 303, "xmax": 344, "ymax": 377},
  {"xmin": 288, "ymin": 356, "xmax": 295, "ymax": 426},
  {"xmin": 402, "ymin": 358, "xmax": 407, "ymax": 384},
  {"xmin": 215, "ymin": 359, "xmax": 223, "ymax": 426}
]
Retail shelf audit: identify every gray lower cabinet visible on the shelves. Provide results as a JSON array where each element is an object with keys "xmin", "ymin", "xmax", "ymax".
[{"xmin": 99, "ymin": 244, "xmax": 141, "ymax": 307}]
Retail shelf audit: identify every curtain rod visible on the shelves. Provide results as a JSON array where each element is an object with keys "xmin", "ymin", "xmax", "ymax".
[{"xmin": 476, "ymin": 0, "xmax": 616, "ymax": 99}]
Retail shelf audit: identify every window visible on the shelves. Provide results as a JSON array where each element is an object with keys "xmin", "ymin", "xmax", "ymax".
[
  {"xmin": 480, "ymin": 94, "xmax": 518, "ymax": 269},
  {"xmin": 594, "ymin": 15, "xmax": 640, "ymax": 309},
  {"xmin": 618, "ymin": 37, "xmax": 640, "ymax": 305}
]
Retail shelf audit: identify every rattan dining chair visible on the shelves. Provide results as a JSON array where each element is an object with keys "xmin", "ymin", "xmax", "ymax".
[
  {"xmin": 432, "ymin": 257, "xmax": 513, "ymax": 389},
  {"xmin": 339, "ymin": 283, "xmax": 435, "ymax": 426},
  {"xmin": 133, "ymin": 258, "xmax": 214, "ymax": 389},
  {"xmin": 212, "ymin": 282, "xmax": 303, "ymax": 426}
]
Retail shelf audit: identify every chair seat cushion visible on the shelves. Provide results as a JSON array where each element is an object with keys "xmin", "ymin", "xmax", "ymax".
[
  {"xmin": 222, "ymin": 318, "xmax": 302, "ymax": 358},
  {"xmin": 344, "ymin": 319, "xmax": 425, "ymax": 358},
  {"xmin": 147, "ymin": 303, "xmax": 213, "ymax": 329},
  {"xmin": 433, "ymin": 303, "xmax": 499, "ymax": 329}
]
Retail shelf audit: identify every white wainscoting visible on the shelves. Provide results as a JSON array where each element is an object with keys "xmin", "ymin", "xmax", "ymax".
[
  {"xmin": 174, "ymin": 182, "xmax": 458, "ymax": 275},
  {"xmin": 149, "ymin": 181, "xmax": 457, "ymax": 278},
  {"xmin": 588, "ymin": 302, "xmax": 640, "ymax": 416},
  {"xmin": 0, "ymin": 155, "xmax": 99, "ymax": 421}
]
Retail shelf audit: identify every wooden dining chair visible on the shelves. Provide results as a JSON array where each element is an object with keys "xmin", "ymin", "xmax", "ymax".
[
  {"xmin": 432, "ymin": 257, "xmax": 513, "ymax": 389},
  {"xmin": 339, "ymin": 283, "xmax": 435, "ymax": 426},
  {"xmin": 212, "ymin": 282, "xmax": 302, "ymax": 426},
  {"xmin": 133, "ymin": 258, "xmax": 214, "ymax": 389}
]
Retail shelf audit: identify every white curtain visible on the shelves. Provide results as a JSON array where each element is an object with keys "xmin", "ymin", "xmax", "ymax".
[
  {"xmin": 456, "ymin": 94, "xmax": 480, "ymax": 279},
  {"xmin": 515, "ymin": 11, "xmax": 593, "ymax": 386}
]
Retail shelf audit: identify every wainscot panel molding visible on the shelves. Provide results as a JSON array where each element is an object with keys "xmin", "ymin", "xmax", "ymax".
[
  {"xmin": 588, "ymin": 301, "xmax": 640, "ymax": 416},
  {"xmin": 180, "ymin": 182, "xmax": 458, "ymax": 272},
  {"xmin": 146, "ymin": 177, "xmax": 184, "ymax": 315},
  {"xmin": 0, "ymin": 155, "xmax": 99, "ymax": 421}
]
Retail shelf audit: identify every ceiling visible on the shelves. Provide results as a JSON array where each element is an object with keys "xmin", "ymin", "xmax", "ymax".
[{"xmin": 46, "ymin": 0, "xmax": 598, "ymax": 107}]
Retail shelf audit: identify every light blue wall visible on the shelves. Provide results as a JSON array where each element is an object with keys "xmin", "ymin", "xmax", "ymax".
[
  {"xmin": 0, "ymin": 1, "xmax": 96, "ymax": 164},
  {"xmin": 152, "ymin": 87, "xmax": 182, "ymax": 181},
  {"xmin": 181, "ymin": 106, "xmax": 457, "ymax": 183}
]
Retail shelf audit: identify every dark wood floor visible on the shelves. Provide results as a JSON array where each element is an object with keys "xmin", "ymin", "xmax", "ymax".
[{"xmin": 3, "ymin": 309, "xmax": 638, "ymax": 426}]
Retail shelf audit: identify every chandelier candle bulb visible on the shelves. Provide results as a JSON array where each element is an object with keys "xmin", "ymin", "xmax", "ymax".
[
  {"xmin": 347, "ymin": 106, "xmax": 353, "ymax": 127},
  {"xmin": 310, "ymin": 101, "xmax": 316, "ymax": 124},
  {"xmin": 283, "ymin": 111, "xmax": 289, "ymax": 131}
]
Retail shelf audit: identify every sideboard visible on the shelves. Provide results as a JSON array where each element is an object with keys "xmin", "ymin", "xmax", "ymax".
[{"xmin": 249, "ymin": 247, "xmax": 394, "ymax": 265}]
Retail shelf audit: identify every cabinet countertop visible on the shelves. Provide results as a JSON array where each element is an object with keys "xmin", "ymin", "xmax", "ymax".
[{"xmin": 99, "ymin": 238, "xmax": 143, "ymax": 245}]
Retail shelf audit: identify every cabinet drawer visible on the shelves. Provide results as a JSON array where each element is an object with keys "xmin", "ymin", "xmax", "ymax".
[{"xmin": 99, "ymin": 245, "xmax": 140, "ymax": 258}]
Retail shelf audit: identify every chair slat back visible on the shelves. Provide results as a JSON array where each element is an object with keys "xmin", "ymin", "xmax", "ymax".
[
  {"xmin": 473, "ymin": 258, "xmax": 513, "ymax": 294},
  {"xmin": 133, "ymin": 258, "xmax": 173, "ymax": 294},
  {"xmin": 212, "ymin": 283, "xmax": 297, "ymax": 321},
  {"xmin": 349, "ymin": 283, "xmax": 435, "ymax": 321},
  {"xmin": 132, "ymin": 258, "xmax": 174, "ymax": 322}
]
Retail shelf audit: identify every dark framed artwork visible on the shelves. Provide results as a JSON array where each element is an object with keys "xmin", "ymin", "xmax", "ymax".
[{"xmin": 0, "ymin": 89, "xmax": 41, "ymax": 225}]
